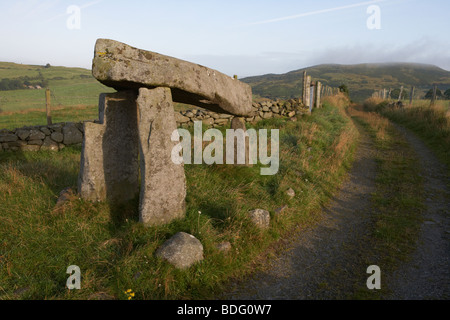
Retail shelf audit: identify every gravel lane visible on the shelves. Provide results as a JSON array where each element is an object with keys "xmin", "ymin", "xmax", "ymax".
[{"xmin": 387, "ymin": 125, "xmax": 450, "ymax": 300}]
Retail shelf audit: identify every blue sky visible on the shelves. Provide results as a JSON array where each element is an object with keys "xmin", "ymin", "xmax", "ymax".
[{"xmin": 0, "ymin": 0, "xmax": 449, "ymax": 77}]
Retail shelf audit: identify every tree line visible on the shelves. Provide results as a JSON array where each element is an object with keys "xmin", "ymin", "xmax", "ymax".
[{"xmin": 0, "ymin": 73, "xmax": 49, "ymax": 91}]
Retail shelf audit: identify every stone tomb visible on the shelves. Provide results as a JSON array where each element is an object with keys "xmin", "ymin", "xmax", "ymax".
[{"xmin": 78, "ymin": 39, "xmax": 253, "ymax": 226}]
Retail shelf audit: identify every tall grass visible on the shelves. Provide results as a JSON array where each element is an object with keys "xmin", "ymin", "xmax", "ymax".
[{"xmin": 363, "ymin": 98, "xmax": 450, "ymax": 168}]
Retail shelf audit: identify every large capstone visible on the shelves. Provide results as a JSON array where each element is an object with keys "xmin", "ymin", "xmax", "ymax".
[
  {"xmin": 92, "ymin": 39, "xmax": 253, "ymax": 116},
  {"xmin": 137, "ymin": 87, "xmax": 187, "ymax": 226}
]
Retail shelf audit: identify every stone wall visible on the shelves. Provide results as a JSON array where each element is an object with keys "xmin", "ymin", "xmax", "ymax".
[
  {"xmin": 0, "ymin": 99, "xmax": 309, "ymax": 153},
  {"xmin": 0, "ymin": 122, "xmax": 86, "ymax": 152},
  {"xmin": 176, "ymin": 98, "xmax": 309, "ymax": 128}
]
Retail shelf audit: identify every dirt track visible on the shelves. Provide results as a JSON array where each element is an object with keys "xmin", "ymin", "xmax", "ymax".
[
  {"xmin": 387, "ymin": 125, "xmax": 450, "ymax": 300},
  {"xmin": 221, "ymin": 121, "xmax": 449, "ymax": 300}
]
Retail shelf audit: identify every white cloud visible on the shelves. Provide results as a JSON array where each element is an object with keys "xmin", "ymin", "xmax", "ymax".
[
  {"xmin": 245, "ymin": 0, "xmax": 387, "ymax": 26},
  {"xmin": 307, "ymin": 38, "xmax": 450, "ymax": 71}
]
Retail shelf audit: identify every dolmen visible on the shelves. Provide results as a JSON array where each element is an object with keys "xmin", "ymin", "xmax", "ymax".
[{"xmin": 78, "ymin": 39, "xmax": 253, "ymax": 226}]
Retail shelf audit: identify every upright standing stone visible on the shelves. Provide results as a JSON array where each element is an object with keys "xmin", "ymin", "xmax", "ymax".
[
  {"xmin": 78, "ymin": 91, "xmax": 139, "ymax": 203},
  {"xmin": 137, "ymin": 87, "xmax": 187, "ymax": 226}
]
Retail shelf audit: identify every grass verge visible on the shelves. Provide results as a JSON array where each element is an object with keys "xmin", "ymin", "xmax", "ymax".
[{"xmin": 0, "ymin": 102, "xmax": 358, "ymax": 300}]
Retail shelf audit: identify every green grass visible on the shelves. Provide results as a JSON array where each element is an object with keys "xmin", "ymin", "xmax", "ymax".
[
  {"xmin": 348, "ymin": 107, "xmax": 424, "ymax": 299},
  {"xmin": 0, "ymin": 102, "xmax": 359, "ymax": 300},
  {"xmin": 0, "ymin": 105, "xmax": 99, "ymax": 130},
  {"xmin": 364, "ymin": 98, "xmax": 450, "ymax": 168}
]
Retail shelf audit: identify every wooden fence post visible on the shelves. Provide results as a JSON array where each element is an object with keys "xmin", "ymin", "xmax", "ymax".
[
  {"xmin": 409, "ymin": 86, "xmax": 415, "ymax": 107},
  {"xmin": 315, "ymin": 81, "xmax": 322, "ymax": 108},
  {"xmin": 302, "ymin": 71, "xmax": 307, "ymax": 105},
  {"xmin": 305, "ymin": 76, "xmax": 311, "ymax": 110},
  {"xmin": 45, "ymin": 88, "xmax": 52, "ymax": 125},
  {"xmin": 430, "ymin": 84, "xmax": 437, "ymax": 106},
  {"xmin": 310, "ymin": 83, "xmax": 315, "ymax": 113},
  {"xmin": 398, "ymin": 86, "xmax": 404, "ymax": 102}
]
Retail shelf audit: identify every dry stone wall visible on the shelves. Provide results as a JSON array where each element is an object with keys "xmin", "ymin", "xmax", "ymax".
[
  {"xmin": 0, "ymin": 122, "xmax": 85, "ymax": 152},
  {"xmin": 0, "ymin": 98, "xmax": 309, "ymax": 153},
  {"xmin": 177, "ymin": 98, "xmax": 309, "ymax": 128}
]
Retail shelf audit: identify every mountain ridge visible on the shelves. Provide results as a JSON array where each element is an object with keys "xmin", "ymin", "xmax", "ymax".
[{"xmin": 241, "ymin": 62, "xmax": 450, "ymax": 102}]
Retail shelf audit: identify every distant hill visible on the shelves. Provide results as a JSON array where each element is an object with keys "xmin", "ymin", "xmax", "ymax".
[
  {"xmin": 0, "ymin": 61, "xmax": 113, "ymax": 112},
  {"xmin": 241, "ymin": 63, "xmax": 450, "ymax": 102}
]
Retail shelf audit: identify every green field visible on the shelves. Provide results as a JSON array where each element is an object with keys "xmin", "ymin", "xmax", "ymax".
[
  {"xmin": 0, "ymin": 61, "xmax": 201, "ymax": 130},
  {"xmin": 0, "ymin": 62, "xmax": 115, "ymax": 113}
]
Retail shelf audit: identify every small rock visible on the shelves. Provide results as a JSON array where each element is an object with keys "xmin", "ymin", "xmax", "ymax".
[
  {"xmin": 16, "ymin": 129, "xmax": 30, "ymax": 141},
  {"xmin": 51, "ymin": 132, "xmax": 64, "ymax": 143},
  {"xmin": 8, "ymin": 140, "xmax": 27, "ymax": 148},
  {"xmin": 63, "ymin": 123, "xmax": 83, "ymax": 145},
  {"xmin": 175, "ymin": 113, "xmax": 190, "ymax": 123},
  {"xmin": 262, "ymin": 112, "xmax": 273, "ymax": 119},
  {"xmin": 214, "ymin": 118, "xmax": 229, "ymax": 125},
  {"xmin": 286, "ymin": 188, "xmax": 296, "ymax": 198},
  {"xmin": 56, "ymin": 187, "xmax": 75, "ymax": 207},
  {"xmin": 202, "ymin": 118, "xmax": 214, "ymax": 126},
  {"xmin": 21, "ymin": 145, "xmax": 41, "ymax": 152},
  {"xmin": 156, "ymin": 232, "xmax": 204, "ymax": 269},
  {"xmin": 248, "ymin": 209, "xmax": 270, "ymax": 229},
  {"xmin": 14, "ymin": 287, "xmax": 30, "ymax": 296},
  {"xmin": 49, "ymin": 124, "xmax": 63, "ymax": 133},
  {"xmin": 41, "ymin": 137, "xmax": 59, "ymax": 151},
  {"xmin": 29, "ymin": 130, "xmax": 46, "ymax": 141},
  {"xmin": 27, "ymin": 139, "xmax": 44, "ymax": 146},
  {"xmin": 0, "ymin": 134, "xmax": 18, "ymax": 143},
  {"xmin": 40, "ymin": 127, "xmax": 51, "ymax": 136},
  {"xmin": 275, "ymin": 205, "xmax": 288, "ymax": 215},
  {"xmin": 216, "ymin": 241, "xmax": 232, "ymax": 253}
]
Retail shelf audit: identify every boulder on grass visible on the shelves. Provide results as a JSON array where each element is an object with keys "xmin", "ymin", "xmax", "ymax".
[{"xmin": 155, "ymin": 232, "xmax": 203, "ymax": 269}]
